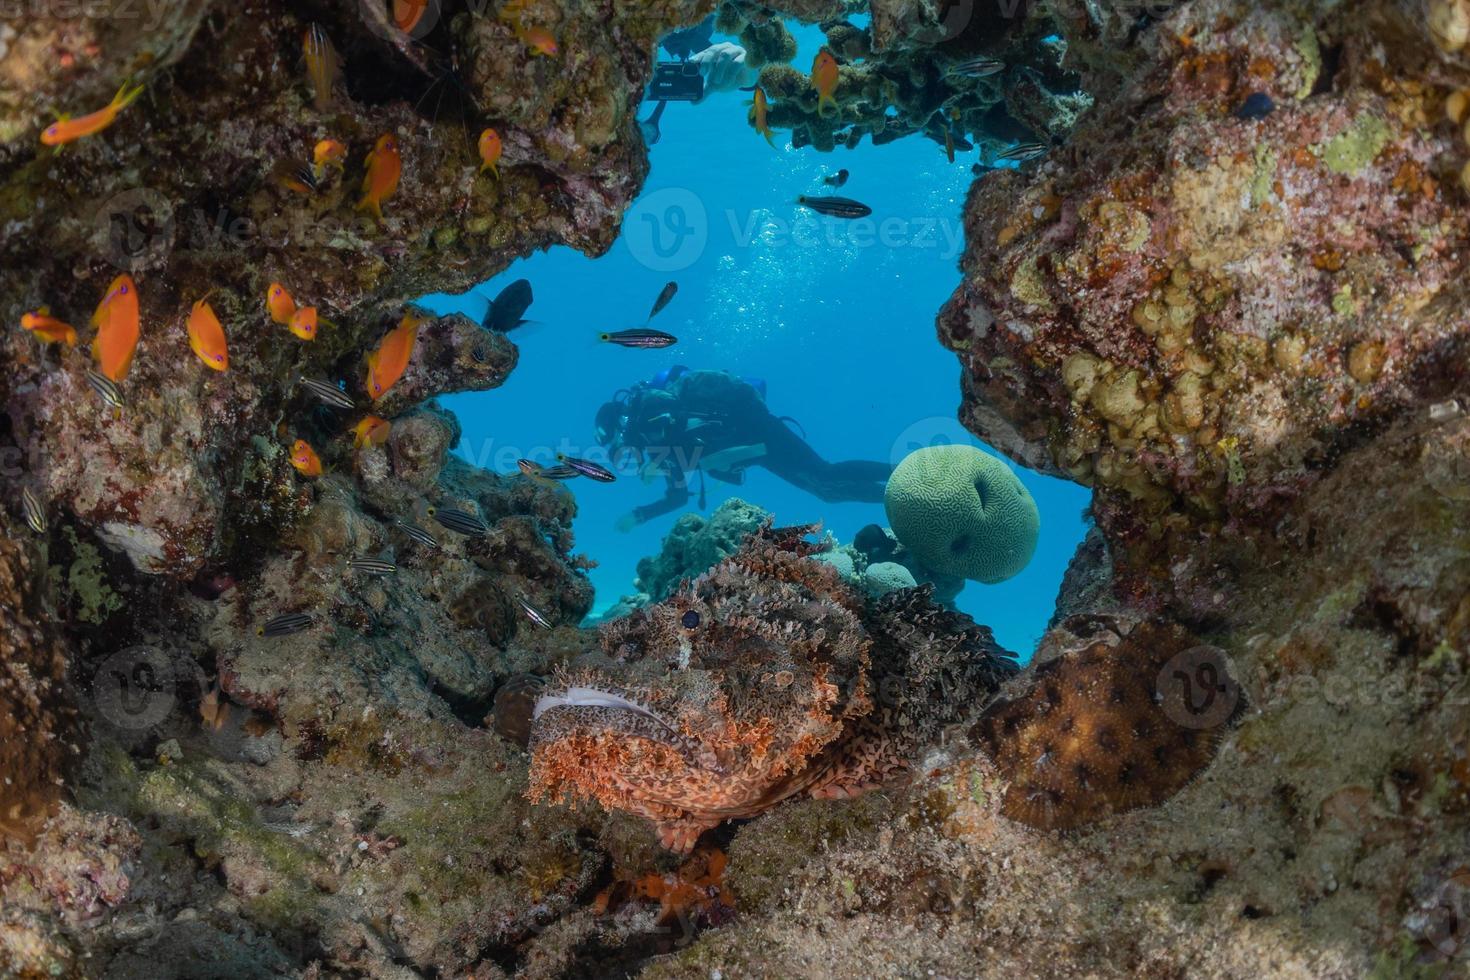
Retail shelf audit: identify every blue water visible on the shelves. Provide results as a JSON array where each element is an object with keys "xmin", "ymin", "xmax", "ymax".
[{"xmin": 422, "ymin": 22, "xmax": 1090, "ymax": 656}]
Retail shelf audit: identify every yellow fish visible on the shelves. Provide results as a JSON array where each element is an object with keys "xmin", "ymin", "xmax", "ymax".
[
  {"xmin": 302, "ymin": 24, "xmax": 340, "ymax": 112},
  {"xmin": 748, "ymin": 86, "xmax": 775, "ymax": 147}
]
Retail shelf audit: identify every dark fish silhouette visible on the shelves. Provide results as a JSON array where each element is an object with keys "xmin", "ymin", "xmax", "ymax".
[
  {"xmin": 822, "ymin": 168, "xmax": 849, "ymax": 187},
  {"xmin": 797, "ymin": 195, "xmax": 872, "ymax": 219},
  {"xmin": 483, "ymin": 278, "xmax": 533, "ymax": 332},
  {"xmin": 648, "ymin": 281, "xmax": 678, "ymax": 320}
]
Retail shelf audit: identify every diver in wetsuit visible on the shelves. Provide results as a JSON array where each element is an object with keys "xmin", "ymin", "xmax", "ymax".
[{"xmin": 595, "ymin": 367, "xmax": 893, "ymax": 530}]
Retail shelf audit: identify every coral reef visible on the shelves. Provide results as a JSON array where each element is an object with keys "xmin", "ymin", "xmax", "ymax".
[
  {"xmin": 973, "ymin": 616, "xmax": 1240, "ymax": 830},
  {"xmin": 528, "ymin": 522, "xmax": 1018, "ymax": 853},
  {"xmin": 0, "ymin": 530, "xmax": 75, "ymax": 839},
  {"xmin": 884, "ymin": 444, "xmax": 1040, "ymax": 583}
]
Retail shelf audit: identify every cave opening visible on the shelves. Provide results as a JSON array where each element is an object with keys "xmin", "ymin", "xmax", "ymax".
[{"xmin": 421, "ymin": 16, "xmax": 1091, "ymax": 657}]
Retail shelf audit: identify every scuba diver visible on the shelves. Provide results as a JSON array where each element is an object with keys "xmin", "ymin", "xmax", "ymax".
[{"xmin": 595, "ymin": 366, "xmax": 893, "ymax": 530}]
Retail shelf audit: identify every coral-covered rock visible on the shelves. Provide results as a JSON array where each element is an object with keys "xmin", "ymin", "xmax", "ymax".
[
  {"xmin": 529, "ymin": 523, "xmax": 1018, "ymax": 852},
  {"xmin": 972, "ymin": 617, "xmax": 1241, "ymax": 830},
  {"xmin": 939, "ymin": 0, "xmax": 1470, "ymax": 544},
  {"xmin": 0, "ymin": 529, "xmax": 75, "ymax": 839}
]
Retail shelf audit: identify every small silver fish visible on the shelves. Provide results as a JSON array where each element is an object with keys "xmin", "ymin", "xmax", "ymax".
[
  {"xmin": 346, "ymin": 556, "xmax": 397, "ymax": 576},
  {"xmin": 517, "ymin": 595, "xmax": 554, "ymax": 630},
  {"xmin": 599, "ymin": 329, "xmax": 677, "ymax": 349},
  {"xmin": 258, "ymin": 612, "xmax": 313, "ymax": 638},
  {"xmin": 797, "ymin": 195, "xmax": 872, "ymax": 219},
  {"xmin": 996, "ymin": 140, "xmax": 1049, "ymax": 162},
  {"xmin": 300, "ymin": 377, "xmax": 356, "ymax": 409},
  {"xmin": 21, "ymin": 486, "xmax": 46, "ymax": 535},
  {"xmin": 432, "ymin": 506, "xmax": 489, "ymax": 537},
  {"xmin": 647, "ymin": 282, "xmax": 678, "ymax": 321},
  {"xmin": 86, "ymin": 368, "xmax": 124, "ymax": 410},
  {"xmin": 949, "ymin": 57, "xmax": 1004, "ymax": 78},
  {"xmin": 395, "ymin": 519, "xmax": 438, "ymax": 548},
  {"xmin": 556, "ymin": 454, "xmax": 616, "ymax": 482}
]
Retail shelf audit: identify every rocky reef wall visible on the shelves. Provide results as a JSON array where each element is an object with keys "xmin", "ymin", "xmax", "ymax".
[{"xmin": 2, "ymin": 0, "xmax": 1469, "ymax": 977}]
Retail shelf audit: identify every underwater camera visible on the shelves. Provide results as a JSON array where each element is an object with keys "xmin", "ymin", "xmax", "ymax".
[{"xmin": 649, "ymin": 62, "xmax": 704, "ymax": 102}]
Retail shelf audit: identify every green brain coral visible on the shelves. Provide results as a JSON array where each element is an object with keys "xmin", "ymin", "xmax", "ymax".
[{"xmin": 883, "ymin": 446, "xmax": 1040, "ymax": 584}]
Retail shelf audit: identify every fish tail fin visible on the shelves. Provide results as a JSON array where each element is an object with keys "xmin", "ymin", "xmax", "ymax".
[
  {"xmin": 818, "ymin": 95, "xmax": 836, "ymax": 118},
  {"xmin": 112, "ymin": 81, "xmax": 146, "ymax": 112},
  {"xmin": 356, "ymin": 194, "xmax": 383, "ymax": 223}
]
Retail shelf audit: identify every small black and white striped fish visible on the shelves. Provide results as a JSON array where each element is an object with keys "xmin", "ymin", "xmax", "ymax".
[
  {"xmin": 556, "ymin": 454, "xmax": 617, "ymax": 483},
  {"xmin": 346, "ymin": 556, "xmax": 397, "ymax": 576},
  {"xmin": 21, "ymin": 486, "xmax": 47, "ymax": 535},
  {"xmin": 258, "ymin": 612, "xmax": 313, "ymax": 638},
  {"xmin": 517, "ymin": 596, "xmax": 554, "ymax": 630},
  {"xmin": 949, "ymin": 57, "xmax": 1004, "ymax": 78},
  {"xmin": 996, "ymin": 140, "xmax": 1049, "ymax": 163},
  {"xmin": 86, "ymin": 368, "xmax": 124, "ymax": 410},
  {"xmin": 300, "ymin": 378, "xmax": 356, "ymax": 409},
  {"xmin": 395, "ymin": 519, "xmax": 437, "ymax": 548},
  {"xmin": 432, "ymin": 506, "xmax": 489, "ymax": 537},
  {"xmin": 599, "ymin": 329, "xmax": 677, "ymax": 349}
]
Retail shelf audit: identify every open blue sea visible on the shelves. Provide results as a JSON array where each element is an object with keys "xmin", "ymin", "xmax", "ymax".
[{"xmin": 423, "ymin": 21, "xmax": 1089, "ymax": 657}]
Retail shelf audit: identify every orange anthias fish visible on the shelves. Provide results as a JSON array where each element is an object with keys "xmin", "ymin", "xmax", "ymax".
[
  {"xmin": 186, "ymin": 299, "xmax": 229, "ymax": 371},
  {"xmin": 748, "ymin": 86, "xmax": 775, "ymax": 147},
  {"xmin": 517, "ymin": 25, "xmax": 558, "ymax": 57},
  {"xmin": 478, "ymin": 128, "xmax": 502, "ymax": 178},
  {"xmin": 357, "ymin": 134, "xmax": 401, "ymax": 223},
  {"xmin": 289, "ymin": 306, "xmax": 319, "ymax": 341},
  {"xmin": 302, "ymin": 24, "xmax": 340, "ymax": 112},
  {"xmin": 811, "ymin": 49, "xmax": 839, "ymax": 118},
  {"xmin": 352, "ymin": 415, "xmax": 392, "ymax": 448},
  {"xmin": 290, "ymin": 438, "xmax": 323, "ymax": 477},
  {"xmin": 40, "ymin": 81, "xmax": 145, "ymax": 146},
  {"xmin": 267, "ymin": 282, "xmax": 297, "ymax": 325},
  {"xmin": 313, "ymin": 138, "xmax": 347, "ymax": 178},
  {"xmin": 366, "ymin": 312, "xmax": 423, "ymax": 399},
  {"xmin": 91, "ymin": 274, "xmax": 140, "ymax": 382},
  {"xmin": 20, "ymin": 309, "xmax": 78, "ymax": 346}
]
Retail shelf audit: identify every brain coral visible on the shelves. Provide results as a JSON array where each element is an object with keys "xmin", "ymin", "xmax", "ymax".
[
  {"xmin": 861, "ymin": 561, "xmax": 917, "ymax": 597},
  {"xmin": 884, "ymin": 445, "xmax": 1040, "ymax": 583}
]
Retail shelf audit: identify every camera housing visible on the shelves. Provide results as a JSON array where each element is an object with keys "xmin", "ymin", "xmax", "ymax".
[{"xmin": 649, "ymin": 62, "xmax": 705, "ymax": 103}]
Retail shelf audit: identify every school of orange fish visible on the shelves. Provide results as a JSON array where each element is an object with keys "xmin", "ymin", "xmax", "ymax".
[{"xmin": 19, "ymin": 12, "xmax": 850, "ymax": 482}]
